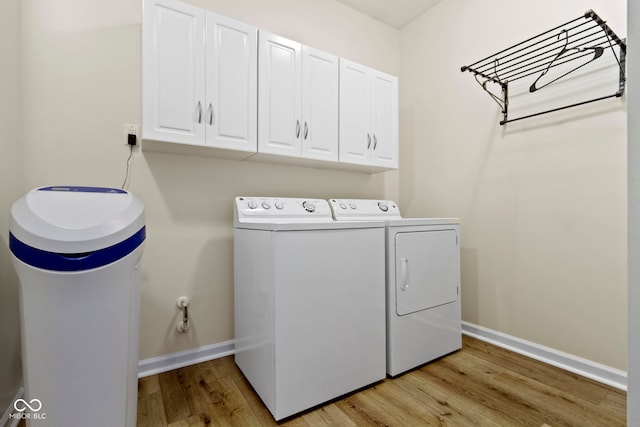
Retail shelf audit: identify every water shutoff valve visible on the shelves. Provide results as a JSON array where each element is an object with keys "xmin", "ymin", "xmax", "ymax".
[{"xmin": 177, "ymin": 296, "xmax": 190, "ymax": 333}]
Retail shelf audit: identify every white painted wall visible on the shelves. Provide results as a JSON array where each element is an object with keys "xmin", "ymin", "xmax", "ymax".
[
  {"xmin": 18, "ymin": 0, "xmax": 400, "ymax": 360},
  {"xmin": 627, "ymin": 0, "xmax": 639, "ymax": 421},
  {"xmin": 400, "ymin": 0, "xmax": 627, "ymax": 370},
  {"xmin": 0, "ymin": 0, "xmax": 24, "ymax": 414}
]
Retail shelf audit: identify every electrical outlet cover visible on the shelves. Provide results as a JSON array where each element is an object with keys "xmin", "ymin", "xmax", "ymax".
[{"xmin": 123, "ymin": 124, "xmax": 139, "ymax": 145}]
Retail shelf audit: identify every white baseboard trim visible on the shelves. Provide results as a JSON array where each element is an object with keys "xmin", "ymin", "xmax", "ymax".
[
  {"xmin": 137, "ymin": 324, "xmax": 628, "ymax": 391},
  {"xmin": 138, "ymin": 339, "xmax": 235, "ymax": 378},
  {"xmin": 462, "ymin": 321, "xmax": 627, "ymax": 391},
  {"xmin": 1, "ymin": 387, "xmax": 24, "ymax": 427}
]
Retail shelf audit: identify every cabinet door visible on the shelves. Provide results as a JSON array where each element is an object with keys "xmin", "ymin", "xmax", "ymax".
[
  {"xmin": 258, "ymin": 32, "xmax": 302, "ymax": 157},
  {"xmin": 205, "ymin": 13, "xmax": 257, "ymax": 153},
  {"xmin": 142, "ymin": 0, "xmax": 205, "ymax": 145},
  {"xmin": 371, "ymin": 71, "xmax": 398, "ymax": 168},
  {"xmin": 300, "ymin": 47, "xmax": 339, "ymax": 161},
  {"xmin": 339, "ymin": 59, "xmax": 371, "ymax": 165}
]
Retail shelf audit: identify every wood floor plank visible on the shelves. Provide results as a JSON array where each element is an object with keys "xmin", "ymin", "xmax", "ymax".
[
  {"xmin": 598, "ymin": 391, "xmax": 627, "ymax": 424},
  {"xmin": 158, "ymin": 369, "xmax": 193, "ymax": 423},
  {"xmin": 417, "ymin": 353, "xmax": 551, "ymax": 425},
  {"xmin": 359, "ymin": 381, "xmax": 437, "ymax": 425},
  {"xmin": 392, "ymin": 363, "xmax": 509, "ymax": 426},
  {"xmin": 204, "ymin": 375, "xmax": 263, "ymax": 426},
  {"xmin": 333, "ymin": 394, "xmax": 390, "ymax": 426},
  {"xmin": 462, "ymin": 335, "xmax": 612, "ymax": 405},
  {"xmin": 462, "ymin": 335, "xmax": 627, "ymax": 425},
  {"xmin": 167, "ymin": 413, "xmax": 216, "ymax": 427},
  {"xmin": 139, "ymin": 375, "xmax": 162, "ymax": 397},
  {"xmin": 178, "ymin": 361, "xmax": 217, "ymax": 418},
  {"xmin": 337, "ymin": 387, "xmax": 410, "ymax": 426},
  {"xmin": 139, "ymin": 337, "xmax": 626, "ymax": 426},
  {"xmin": 137, "ymin": 391, "xmax": 169, "ymax": 427},
  {"xmin": 493, "ymin": 370, "xmax": 625, "ymax": 427},
  {"xmin": 374, "ymin": 375, "xmax": 463, "ymax": 425},
  {"xmin": 299, "ymin": 403, "xmax": 359, "ymax": 427},
  {"xmin": 200, "ymin": 357, "xmax": 237, "ymax": 382}
]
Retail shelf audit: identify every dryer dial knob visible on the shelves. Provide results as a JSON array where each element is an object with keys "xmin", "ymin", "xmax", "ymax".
[
  {"xmin": 339, "ymin": 202, "xmax": 347, "ymax": 210},
  {"xmin": 349, "ymin": 202, "xmax": 357, "ymax": 210},
  {"xmin": 247, "ymin": 200, "xmax": 258, "ymax": 209},
  {"xmin": 378, "ymin": 202, "xmax": 389, "ymax": 212},
  {"xmin": 262, "ymin": 201, "xmax": 271, "ymax": 209},
  {"xmin": 302, "ymin": 201, "xmax": 316, "ymax": 213},
  {"xmin": 275, "ymin": 201, "xmax": 284, "ymax": 210}
]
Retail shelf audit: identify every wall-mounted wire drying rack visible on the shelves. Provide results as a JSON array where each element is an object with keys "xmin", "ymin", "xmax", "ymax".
[{"xmin": 460, "ymin": 10, "xmax": 626, "ymax": 125}]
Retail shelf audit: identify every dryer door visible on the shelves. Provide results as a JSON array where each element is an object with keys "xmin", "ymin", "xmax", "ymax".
[{"xmin": 395, "ymin": 229, "xmax": 459, "ymax": 316}]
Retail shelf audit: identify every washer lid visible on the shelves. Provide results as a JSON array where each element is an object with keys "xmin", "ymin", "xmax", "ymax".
[{"xmin": 10, "ymin": 186, "xmax": 145, "ymax": 253}]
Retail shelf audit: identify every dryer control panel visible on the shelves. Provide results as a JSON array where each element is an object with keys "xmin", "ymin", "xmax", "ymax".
[
  {"xmin": 329, "ymin": 199, "xmax": 402, "ymax": 220},
  {"xmin": 235, "ymin": 197, "xmax": 333, "ymax": 223}
]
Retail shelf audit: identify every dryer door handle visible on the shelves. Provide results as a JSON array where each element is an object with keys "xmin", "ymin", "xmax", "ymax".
[{"xmin": 400, "ymin": 258, "xmax": 410, "ymax": 291}]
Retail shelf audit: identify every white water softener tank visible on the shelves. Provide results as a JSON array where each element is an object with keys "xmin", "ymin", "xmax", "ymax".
[{"xmin": 9, "ymin": 186, "xmax": 145, "ymax": 427}]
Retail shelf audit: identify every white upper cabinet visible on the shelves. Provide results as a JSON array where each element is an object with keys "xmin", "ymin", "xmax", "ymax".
[
  {"xmin": 370, "ymin": 72, "xmax": 398, "ymax": 168},
  {"xmin": 142, "ymin": 0, "xmax": 205, "ymax": 145},
  {"xmin": 339, "ymin": 59, "xmax": 398, "ymax": 169},
  {"xmin": 301, "ymin": 47, "xmax": 339, "ymax": 162},
  {"xmin": 258, "ymin": 32, "xmax": 302, "ymax": 157},
  {"xmin": 258, "ymin": 32, "xmax": 339, "ymax": 161},
  {"xmin": 142, "ymin": 0, "xmax": 257, "ymax": 156},
  {"xmin": 205, "ymin": 13, "xmax": 257, "ymax": 152},
  {"xmin": 339, "ymin": 60, "xmax": 371, "ymax": 165}
]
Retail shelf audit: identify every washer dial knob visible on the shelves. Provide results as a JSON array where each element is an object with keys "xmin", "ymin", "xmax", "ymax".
[
  {"xmin": 247, "ymin": 200, "xmax": 258, "ymax": 209},
  {"xmin": 302, "ymin": 201, "xmax": 316, "ymax": 213},
  {"xmin": 262, "ymin": 201, "xmax": 271, "ymax": 209},
  {"xmin": 378, "ymin": 202, "xmax": 389, "ymax": 212},
  {"xmin": 275, "ymin": 201, "xmax": 284, "ymax": 210}
]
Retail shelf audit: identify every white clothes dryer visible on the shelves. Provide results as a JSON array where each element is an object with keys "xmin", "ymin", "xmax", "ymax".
[
  {"xmin": 233, "ymin": 197, "xmax": 386, "ymax": 420},
  {"xmin": 329, "ymin": 199, "xmax": 461, "ymax": 376}
]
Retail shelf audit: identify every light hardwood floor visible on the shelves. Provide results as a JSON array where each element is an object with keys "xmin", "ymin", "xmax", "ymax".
[{"xmin": 137, "ymin": 335, "xmax": 626, "ymax": 426}]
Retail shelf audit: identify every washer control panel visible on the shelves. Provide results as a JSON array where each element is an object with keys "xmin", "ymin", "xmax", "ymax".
[
  {"xmin": 235, "ymin": 197, "xmax": 333, "ymax": 223},
  {"xmin": 329, "ymin": 199, "xmax": 401, "ymax": 220}
]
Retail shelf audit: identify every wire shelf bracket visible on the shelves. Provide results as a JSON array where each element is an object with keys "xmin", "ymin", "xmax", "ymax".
[{"xmin": 460, "ymin": 10, "xmax": 626, "ymax": 125}]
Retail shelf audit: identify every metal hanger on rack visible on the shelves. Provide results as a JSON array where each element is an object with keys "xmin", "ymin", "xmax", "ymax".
[{"xmin": 529, "ymin": 29, "xmax": 605, "ymax": 93}]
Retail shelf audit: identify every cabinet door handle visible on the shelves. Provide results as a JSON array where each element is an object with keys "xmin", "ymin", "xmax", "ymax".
[
  {"xmin": 296, "ymin": 120, "xmax": 301, "ymax": 138},
  {"xmin": 367, "ymin": 133, "xmax": 371, "ymax": 149},
  {"xmin": 304, "ymin": 122, "xmax": 308, "ymax": 140},
  {"xmin": 208, "ymin": 102, "xmax": 214, "ymax": 126},
  {"xmin": 196, "ymin": 101, "xmax": 203, "ymax": 124},
  {"xmin": 400, "ymin": 258, "xmax": 410, "ymax": 291},
  {"xmin": 373, "ymin": 135, "xmax": 377, "ymax": 150}
]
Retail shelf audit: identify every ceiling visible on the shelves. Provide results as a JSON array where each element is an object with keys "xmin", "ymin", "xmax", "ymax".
[{"xmin": 335, "ymin": 0, "xmax": 442, "ymax": 29}]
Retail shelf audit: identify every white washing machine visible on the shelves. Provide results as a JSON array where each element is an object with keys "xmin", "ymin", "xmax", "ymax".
[
  {"xmin": 233, "ymin": 196, "xmax": 386, "ymax": 420},
  {"xmin": 329, "ymin": 199, "xmax": 461, "ymax": 376}
]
